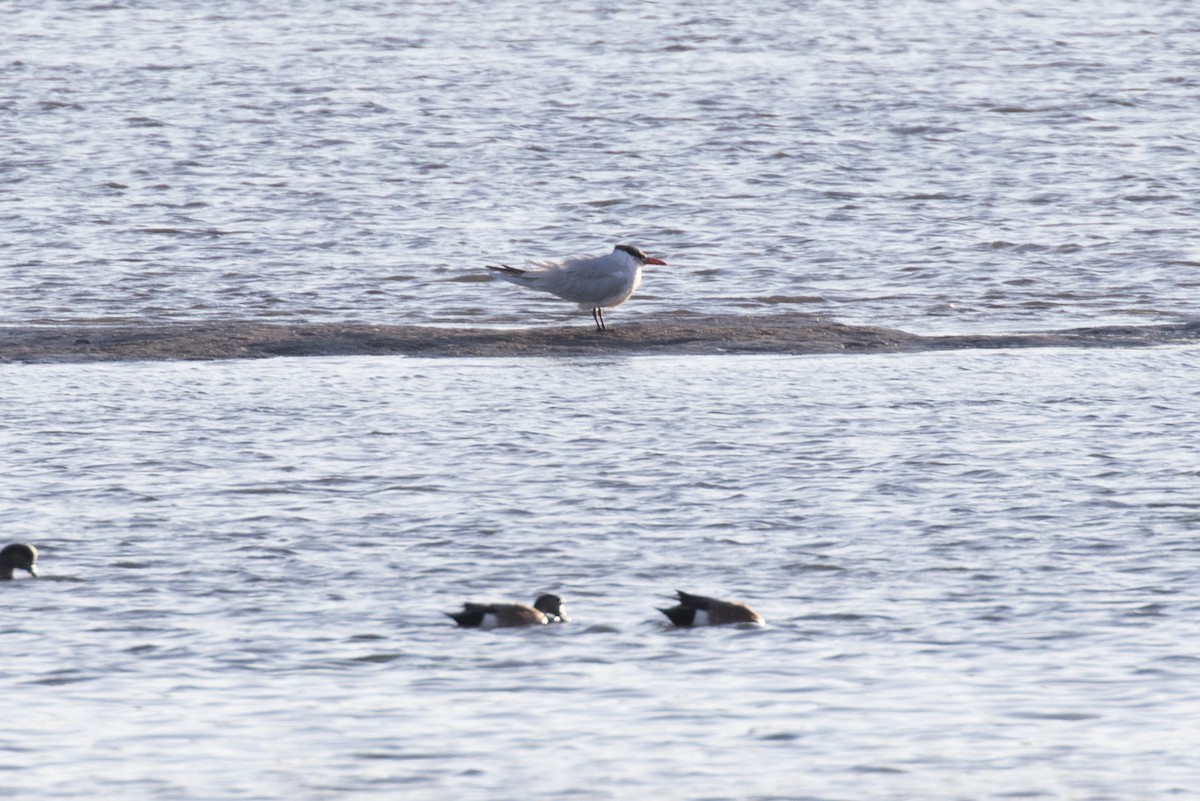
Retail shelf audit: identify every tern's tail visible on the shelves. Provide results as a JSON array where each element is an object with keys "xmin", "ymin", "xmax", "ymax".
[{"xmin": 486, "ymin": 264, "xmax": 537, "ymax": 287}]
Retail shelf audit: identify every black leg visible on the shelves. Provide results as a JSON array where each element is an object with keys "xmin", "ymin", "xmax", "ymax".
[{"xmin": 592, "ymin": 308, "xmax": 607, "ymax": 332}]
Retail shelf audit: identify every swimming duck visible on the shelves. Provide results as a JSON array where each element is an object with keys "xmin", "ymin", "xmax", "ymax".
[
  {"xmin": 446, "ymin": 593, "xmax": 569, "ymax": 629},
  {"xmin": 658, "ymin": 590, "xmax": 763, "ymax": 627},
  {"xmin": 0, "ymin": 544, "xmax": 39, "ymax": 580}
]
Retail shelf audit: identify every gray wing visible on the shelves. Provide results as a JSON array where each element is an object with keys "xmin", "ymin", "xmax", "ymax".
[{"xmin": 523, "ymin": 254, "xmax": 635, "ymax": 306}]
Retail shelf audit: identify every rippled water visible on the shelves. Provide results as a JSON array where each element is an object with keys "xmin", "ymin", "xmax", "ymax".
[
  {"xmin": 3, "ymin": 0, "xmax": 1199, "ymax": 333},
  {"xmin": 4, "ymin": 2, "xmax": 1199, "ymax": 799},
  {"xmin": 3, "ymin": 348, "xmax": 1199, "ymax": 800}
]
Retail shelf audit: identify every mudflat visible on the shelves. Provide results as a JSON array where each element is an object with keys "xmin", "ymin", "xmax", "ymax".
[{"xmin": 2, "ymin": 314, "xmax": 1197, "ymax": 363}]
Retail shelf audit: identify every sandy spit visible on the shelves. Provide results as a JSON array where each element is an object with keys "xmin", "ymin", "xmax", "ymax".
[{"xmin": 2, "ymin": 315, "xmax": 1198, "ymax": 364}]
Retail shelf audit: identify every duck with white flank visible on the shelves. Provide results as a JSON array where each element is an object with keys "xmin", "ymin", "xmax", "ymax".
[
  {"xmin": 0, "ymin": 544, "xmax": 38, "ymax": 580},
  {"xmin": 486, "ymin": 244, "xmax": 667, "ymax": 331},
  {"xmin": 658, "ymin": 590, "xmax": 764, "ymax": 627},
  {"xmin": 446, "ymin": 594, "xmax": 569, "ymax": 629}
]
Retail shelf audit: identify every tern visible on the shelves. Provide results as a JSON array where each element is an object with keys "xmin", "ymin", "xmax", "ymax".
[{"xmin": 486, "ymin": 244, "xmax": 668, "ymax": 331}]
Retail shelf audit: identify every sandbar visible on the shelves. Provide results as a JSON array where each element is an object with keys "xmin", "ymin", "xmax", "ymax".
[{"xmin": 1, "ymin": 314, "xmax": 1197, "ymax": 364}]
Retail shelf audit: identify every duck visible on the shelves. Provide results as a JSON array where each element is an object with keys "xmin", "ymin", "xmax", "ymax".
[
  {"xmin": 446, "ymin": 593, "xmax": 569, "ymax": 629},
  {"xmin": 0, "ymin": 544, "xmax": 39, "ymax": 580},
  {"xmin": 486, "ymin": 244, "xmax": 668, "ymax": 331},
  {"xmin": 658, "ymin": 590, "xmax": 763, "ymax": 627}
]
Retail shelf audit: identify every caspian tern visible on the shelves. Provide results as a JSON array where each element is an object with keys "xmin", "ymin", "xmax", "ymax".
[{"xmin": 486, "ymin": 244, "xmax": 668, "ymax": 331}]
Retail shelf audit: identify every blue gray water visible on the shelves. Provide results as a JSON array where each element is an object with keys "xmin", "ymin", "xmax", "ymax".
[
  {"xmin": 3, "ymin": 0, "xmax": 1198, "ymax": 332},
  {"xmin": 3, "ymin": 1, "xmax": 1199, "ymax": 800},
  {"xmin": 4, "ymin": 349, "xmax": 1199, "ymax": 800}
]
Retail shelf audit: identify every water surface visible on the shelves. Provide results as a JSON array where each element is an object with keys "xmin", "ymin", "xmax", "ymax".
[
  {"xmin": 3, "ymin": 348, "xmax": 1197, "ymax": 800},
  {"xmin": 3, "ymin": 2, "xmax": 1197, "ymax": 798},
  {"xmin": 3, "ymin": 0, "xmax": 1198, "ymax": 333}
]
